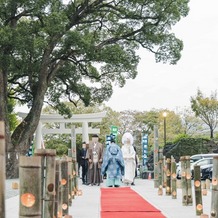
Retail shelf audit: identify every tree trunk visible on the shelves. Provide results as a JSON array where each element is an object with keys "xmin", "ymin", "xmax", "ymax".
[
  {"xmin": 7, "ymin": 80, "xmax": 48, "ymax": 178},
  {"xmin": 210, "ymin": 127, "xmax": 214, "ymax": 139},
  {"xmin": 0, "ymin": 69, "xmax": 16, "ymax": 178},
  {"xmin": 0, "ymin": 121, "xmax": 6, "ymax": 218}
]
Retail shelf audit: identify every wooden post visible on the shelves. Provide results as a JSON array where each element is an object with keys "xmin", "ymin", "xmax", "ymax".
[
  {"xmin": 0, "ymin": 121, "xmax": 5, "ymax": 218},
  {"xmin": 34, "ymin": 149, "xmax": 56, "ymax": 218},
  {"xmin": 165, "ymin": 158, "xmax": 171, "ymax": 196},
  {"xmin": 211, "ymin": 156, "xmax": 218, "ymax": 218},
  {"xmin": 171, "ymin": 158, "xmax": 177, "ymax": 199},
  {"xmin": 194, "ymin": 165, "xmax": 203, "ymax": 215},
  {"xmin": 19, "ymin": 156, "xmax": 42, "ymax": 218},
  {"xmin": 61, "ymin": 156, "xmax": 69, "ymax": 216},
  {"xmin": 153, "ymin": 125, "xmax": 159, "ymax": 188}
]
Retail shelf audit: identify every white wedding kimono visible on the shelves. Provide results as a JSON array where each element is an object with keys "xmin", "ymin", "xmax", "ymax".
[{"xmin": 121, "ymin": 144, "xmax": 136, "ymax": 184}]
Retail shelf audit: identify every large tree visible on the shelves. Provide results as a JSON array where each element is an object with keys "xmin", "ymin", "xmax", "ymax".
[
  {"xmin": 191, "ymin": 89, "xmax": 218, "ymax": 139},
  {"xmin": 0, "ymin": 0, "xmax": 189, "ymax": 177}
]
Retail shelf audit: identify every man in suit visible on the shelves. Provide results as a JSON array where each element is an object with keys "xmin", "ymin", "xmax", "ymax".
[
  {"xmin": 86, "ymin": 134, "xmax": 103, "ymax": 186},
  {"xmin": 79, "ymin": 142, "xmax": 88, "ymax": 184}
]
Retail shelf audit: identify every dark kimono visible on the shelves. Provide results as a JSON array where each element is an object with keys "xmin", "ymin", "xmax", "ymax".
[{"xmin": 101, "ymin": 142, "xmax": 125, "ymax": 187}]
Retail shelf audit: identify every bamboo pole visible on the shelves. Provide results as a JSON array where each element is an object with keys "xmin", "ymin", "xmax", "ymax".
[
  {"xmin": 186, "ymin": 156, "xmax": 193, "ymax": 206},
  {"xmin": 194, "ymin": 165, "xmax": 203, "ymax": 215},
  {"xmin": 181, "ymin": 156, "xmax": 188, "ymax": 205},
  {"xmin": 0, "ymin": 121, "xmax": 5, "ymax": 218},
  {"xmin": 54, "ymin": 159, "xmax": 62, "ymax": 218},
  {"xmin": 210, "ymin": 156, "xmax": 218, "ymax": 218},
  {"xmin": 158, "ymin": 149, "xmax": 163, "ymax": 187},
  {"xmin": 19, "ymin": 156, "xmax": 42, "ymax": 218},
  {"xmin": 34, "ymin": 149, "xmax": 56, "ymax": 218},
  {"xmin": 153, "ymin": 125, "xmax": 159, "ymax": 188},
  {"xmin": 61, "ymin": 156, "xmax": 69, "ymax": 216},
  {"xmin": 205, "ymin": 179, "xmax": 210, "ymax": 190},
  {"xmin": 157, "ymin": 149, "xmax": 163, "ymax": 195},
  {"xmin": 171, "ymin": 158, "xmax": 177, "ymax": 199},
  {"xmin": 165, "ymin": 158, "xmax": 171, "ymax": 196},
  {"xmin": 162, "ymin": 156, "xmax": 167, "ymax": 188},
  {"xmin": 67, "ymin": 157, "xmax": 73, "ymax": 206},
  {"xmin": 68, "ymin": 149, "xmax": 76, "ymax": 198},
  {"xmin": 201, "ymin": 181, "xmax": 207, "ymax": 196}
]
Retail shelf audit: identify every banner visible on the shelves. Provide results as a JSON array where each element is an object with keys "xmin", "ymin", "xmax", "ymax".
[{"xmin": 142, "ymin": 134, "xmax": 148, "ymax": 166}]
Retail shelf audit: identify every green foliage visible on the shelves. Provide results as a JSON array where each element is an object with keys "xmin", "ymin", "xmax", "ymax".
[
  {"xmin": 45, "ymin": 136, "xmax": 71, "ymax": 156},
  {"xmin": 164, "ymin": 137, "xmax": 211, "ymax": 161},
  {"xmin": 1, "ymin": 0, "xmax": 189, "ymax": 113},
  {"xmin": 191, "ymin": 89, "xmax": 218, "ymax": 138},
  {"xmin": 173, "ymin": 133, "xmax": 189, "ymax": 144},
  {"xmin": 7, "ymin": 98, "xmax": 18, "ymax": 131}
]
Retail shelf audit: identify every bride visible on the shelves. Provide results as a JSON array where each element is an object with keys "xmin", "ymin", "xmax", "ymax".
[{"xmin": 121, "ymin": 132, "xmax": 136, "ymax": 185}]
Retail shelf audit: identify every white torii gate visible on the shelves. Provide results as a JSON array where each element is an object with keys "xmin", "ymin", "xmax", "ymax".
[{"xmin": 18, "ymin": 111, "xmax": 107, "ymax": 149}]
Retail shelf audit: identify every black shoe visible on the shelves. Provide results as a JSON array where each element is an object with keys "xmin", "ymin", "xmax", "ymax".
[
  {"xmin": 114, "ymin": 185, "xmax": 120, "ymax": 187},
  {"xmin": 131, "ymin": 182, "xmax": 135, "ymax": 186}
]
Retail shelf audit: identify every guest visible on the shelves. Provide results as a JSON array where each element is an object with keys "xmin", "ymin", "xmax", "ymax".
[
  {"xmin": 86, "ymin": 134, "xmax": 103, "ymax": 186},
  {"xmin": 121, "ymin": 132, "xmax": 136, "ymax": 185},
  {"xmin": 79, "ymin": 142, "xmax": 88, "ymax": 184},
  {"xmin": 101, "ymin": 138, "xmax": 125, "ymax": 187}
]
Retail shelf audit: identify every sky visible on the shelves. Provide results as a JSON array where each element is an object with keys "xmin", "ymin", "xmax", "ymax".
[{"xmin": 105, "ymin": 0, "xmax": 218, "ymax": 112}]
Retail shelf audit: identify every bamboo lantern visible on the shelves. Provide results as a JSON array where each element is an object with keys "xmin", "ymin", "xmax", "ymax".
[
  {"xmin": 210, "ymin": 156, "xmax": 218, "ymax": 218},
  {"xmin": 0, "ymin": 121, "xmax": 5, "ymax": 218},
  {"xmin": 158, "ymin": 185, "xmax": 163, "ymax": 195},
  {"xmin": 201, "ymin": 181, "xmax": 207, "ymax": 196},
  {"xmin": 73, "ymin": 160, "xmax": 78, "ymax": 193},
  {"xmin": 19, "ymin": 156, "xmax": 42, "ymax": 218},
  {"xmin": 185, "ymin": 156, "xmax": 193, "ymax": 206},
  {"xmin": 194, "ymin": 165, "xmax": 203, "ymax": 215},
  {"xmin": 171, "ymin": 160, "xmax": 177, "ymax": 199},
  {"xmin": 61, "ymin": 156, "xmax": 69, "ymax": 216},
  {"xmin": 153, "ymin": 125, "xmax": 159, "ymax": 188},
  {"xmin": 162, "ymin": 156, "xmax": 167, "ymax": 188},
  {"xmin": 200, "ymin": 214, "xmax": 209, "ymax": 218},
  {"xmin": 54, "ymin": 159, "xmax": 62, "ymax": 218},
  {"xmin": 12, "ymin": 182, "xmax": 19, "ymax": 189},
  {"xmin": 34, "ymin": 149, "xmax": 56, "ymax": 218},
  {"xmin": 77, "ymin": 189, "xmax": 83, "ymax": 196},
  {"xmin": 180, "ymin": 156, "xmax": 188, "ymax": 205},
  {"xmin": 158, "ymin": 149, "xmax": 163, "ymax": 188},
  {"xmin": 67, "ymin": 157, "xmax": 73, "ymax": 206},
  {"xmin": 205, "ymin": 179, "xmax": 210, "ymax": 190},
  {"xmin": 165, "ymin": 158, "xmax": 171, "ymax": 196},
  {"xmin": 68, "ymin": 149, "xmax": 76, "ymax": 198}
]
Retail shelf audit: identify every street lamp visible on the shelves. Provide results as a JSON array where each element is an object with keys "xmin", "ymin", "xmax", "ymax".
[{"xmin": 163, "ymin": 112, "xmax": 167, "ymax": 146}]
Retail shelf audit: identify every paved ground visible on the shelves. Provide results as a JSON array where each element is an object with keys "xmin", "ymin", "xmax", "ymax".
[{"xmin": 5, "ymin": 178, "xmax": 212, "ymax": 218}]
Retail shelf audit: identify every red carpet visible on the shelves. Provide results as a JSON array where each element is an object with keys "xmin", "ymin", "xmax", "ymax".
[{"xmin": 101, "ymin": 187, "xmax": 166, "ymax": 218}]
